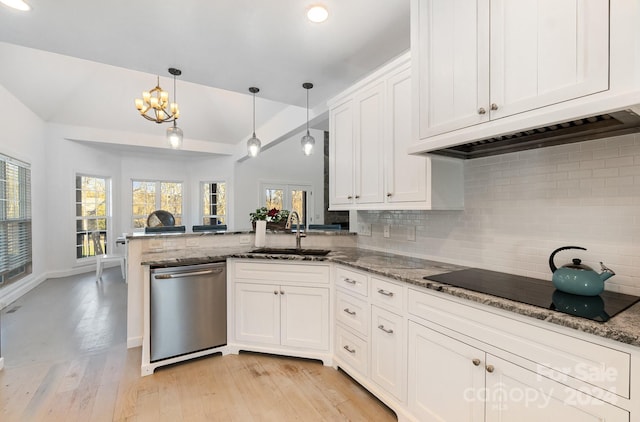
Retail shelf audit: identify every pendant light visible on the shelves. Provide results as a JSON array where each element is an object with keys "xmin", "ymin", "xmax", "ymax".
[
  {"xmin": 301, "ymin": 82, "xmax": 315, "ymax": 156},
  {"xmin": 166, "ymin": 68, "xmax": 183, "ymax": 148},
  {"xmin": 247, "ymin": 87, "xmax": 261, "ymax": 157}
]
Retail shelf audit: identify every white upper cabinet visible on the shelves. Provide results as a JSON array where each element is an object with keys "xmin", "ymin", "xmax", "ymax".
[
  {"xmin": 490, "ymin": 0, "xmax": 609, "ymax": 119},
  {"xmin": 411, "ymin": 0, "xmax": 618, "ymax": 151},
  {"xmin": 329, "ymin": 52, "xmax": 464, "ymax": 211}
]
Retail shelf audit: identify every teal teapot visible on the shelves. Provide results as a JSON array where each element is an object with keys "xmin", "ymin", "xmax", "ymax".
[{"xmin": 549, "ymin": 246, "xmax": 615, "ymax": 296}]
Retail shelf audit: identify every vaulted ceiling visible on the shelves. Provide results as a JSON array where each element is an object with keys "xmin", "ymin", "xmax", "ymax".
[{"xmin": 0, "ymin": 1, "xmax": 410, "ymax": 157}]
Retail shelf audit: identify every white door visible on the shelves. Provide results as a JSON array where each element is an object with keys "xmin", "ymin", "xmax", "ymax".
[
  {"xmin": 415, "ymin": 0, "xmax": 490, "ymax": 138},
  {"xmin": 329, "ymin": 99, "xmax": 355, "ymax": 207},
  {"xmin": 280, "ymin": 285, "xmax": 329, "ymax": 350},
  {"xmin": 354, "ymin": 81, "xmax": 385, "ymax": 205},
  {"xmin": 235, "ymin": 283, "xmax": 280, "ymax": 345},
  {"xmin": 386, "ymin": 65, "xmax": 427, "ymax": 203},
  {"xmin": 489, "ymin": 0, "xmax": 609, "ymax": 120},
  {"xmin": 408, "ymin": 321, "xmax": 485, "ymax": 421},
  {"xmin": 371, "ymin": 306, "xmax": 405, "ymax": 401},
  {"xmin": 485, "ymin": 355, "xmax": 628, "ymax": 421}
]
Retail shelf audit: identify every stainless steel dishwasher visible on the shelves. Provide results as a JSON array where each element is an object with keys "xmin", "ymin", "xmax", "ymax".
[{"xmin": 150, "ymin": 262, "xmax": 226, "ymax": 362}]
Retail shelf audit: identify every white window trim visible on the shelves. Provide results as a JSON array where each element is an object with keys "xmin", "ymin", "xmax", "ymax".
[
  {"xmin": 200, "ymin": 181, "xmax": 227, "ymax": 226},
  {"xmin": 131, "ymin": 179, "xmax": 184, "ymax": 231}
]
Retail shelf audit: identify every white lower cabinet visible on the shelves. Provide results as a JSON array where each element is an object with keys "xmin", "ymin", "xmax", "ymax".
[
  {"xmin": 230, "ymin": 260, "xmax": 331, "ymax": 361},
  {"xmin": 408, "ymin": 317, "xmax": 629, "ymax": 421},
  {"xmin": 371, "ymin": 305, "xmax": 405, "ymax": 402},
  {"xmin": 235, "ymin": 282, "xmax": 329, "ymax": 350},
  {"xmin": 408, "ymin": 321, "xmax": 485, "ymax": 421}
]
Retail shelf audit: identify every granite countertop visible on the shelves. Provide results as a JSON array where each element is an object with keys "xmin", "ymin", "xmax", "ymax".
[{"xmin": 141, "ymin": 247, "xmax": 640, "ymax": 348}]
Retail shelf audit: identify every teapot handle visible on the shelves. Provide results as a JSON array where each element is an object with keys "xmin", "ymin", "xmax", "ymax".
[{"xmin": 549, "ymin": 246, "xmax": 587, "ymax": 272}]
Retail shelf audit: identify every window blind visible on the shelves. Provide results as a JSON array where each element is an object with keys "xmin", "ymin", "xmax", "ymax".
[{"xmin": 0, "ymin": 153, "xmax": 32, "ymax": 285}]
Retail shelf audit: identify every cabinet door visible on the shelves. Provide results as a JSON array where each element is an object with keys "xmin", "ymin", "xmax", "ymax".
[
  {"xmin": 354, "ymin": 81, "xmax": 385, "ymax": 204},
  {"xmin": 329, "ymin": 99, "xmax": 355, "ymax": 207},
  {"xmin": 235, "ymin": 283, "xmax": 280, "ymax": 345},
  {"xmin": 408, "ymin": 321, "xmax": 485, "ymax": 421},
  {"xmin": 485, "ymin": 355, "xmax": 628, "ymax": 422},
  {"xmin": 280, "ymin": 286, "xmax": 329, "ymax": 350},
  {"xmin": 490, "ymin": 0, "xmax": 609, "ymax": 119},
  {"xmin": 371, "ymin": 306, "xmax": 406, "ymax": 402},
  {"xmin": 413, "ymin": 0, "xmax": 490, "ymax": 138},
  {"xmin": 386, "ymin": 66, "xmax": 427, "ymax": 203}
]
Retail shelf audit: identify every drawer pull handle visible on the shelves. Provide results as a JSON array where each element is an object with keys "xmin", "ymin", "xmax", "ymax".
[
  {"xmin": 343, "ymin": 345, "xmax": 356, "ymax": 354},
  {"xmin": 378, "ymin": 325, "xmax": 394, "ymax": 334},
  {"xmin": 344, "ymin": 278, "xmax": 357, "ymax": 285},
  {"xmin": 377, "ymin": 288, "xmax": 394, "ymax": 297},
  {"xmin": 343, "ymin": 308, "xmax": 356, "ymax": 316},
  {"xmin": 472, "ymin": 358, "xmax": 481, "ymax": 366},
  {"xmin": 486, "ymin": 365, "xmax": 495, "ymax": 373}
]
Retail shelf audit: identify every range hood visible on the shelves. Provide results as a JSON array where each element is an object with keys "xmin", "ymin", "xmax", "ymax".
[{"xmin": 427, "ymin": 109, "xmax": 640, "ymax": 160}]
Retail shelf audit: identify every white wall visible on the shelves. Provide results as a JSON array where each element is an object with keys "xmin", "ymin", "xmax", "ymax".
[
  {"xmin": 0, "ymin": 85, "xmax": 47, "ymax": 306},
  {"xmin": 357, "ymin": 134, "xmax": 640, "ymax": 296},
  {"xmin": 233, "ymin": 128, "xmax": 325, "ymax": 230}
]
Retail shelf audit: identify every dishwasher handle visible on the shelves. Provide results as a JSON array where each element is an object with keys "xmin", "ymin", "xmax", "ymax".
[{"xmin": 154, "ymin": 268, "xmax": 223, "ymax": 279}]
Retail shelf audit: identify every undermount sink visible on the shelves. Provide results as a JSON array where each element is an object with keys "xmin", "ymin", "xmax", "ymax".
[{"xmin": 250, "ymin": 248, "xmax": 331, "ymax": 256}]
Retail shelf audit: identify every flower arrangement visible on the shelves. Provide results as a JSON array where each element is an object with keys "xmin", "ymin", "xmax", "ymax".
[{"xmin": 249, "ymin": 207, "xmax": 290, "ymax": 223}]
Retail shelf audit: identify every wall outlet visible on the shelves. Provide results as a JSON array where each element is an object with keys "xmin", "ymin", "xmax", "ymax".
[
  {"xmin": 383, "ymin": 225, "xmax": 390, "ymax": 238},
  {"xmin": 239, "ymin": 235, "xmax": 251, "ymax": 245},
  {"xmin": 359, "ymin": 223, "xmax": 372, "ymax": 236}
]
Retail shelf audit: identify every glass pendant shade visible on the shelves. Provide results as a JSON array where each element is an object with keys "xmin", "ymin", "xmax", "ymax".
[
  {"xmin": 0, "ymin": 0, "xmax": 31, "ymax": 11},
  {"xmin": 167, "ymin": 124, "xmax": 183, "ymax": 149},
  {"xmin": 247, "ymin": 134, "xmax": 261, "ymax": 157},
  {"xmin": 301, "ymin": 131, "xmax": 315, "ymax": 156}
]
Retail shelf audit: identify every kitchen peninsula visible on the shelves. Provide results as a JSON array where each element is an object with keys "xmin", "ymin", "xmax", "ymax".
[{"xmin": 126, "ymin": 231, "xmax": 640, "ymax": 421}]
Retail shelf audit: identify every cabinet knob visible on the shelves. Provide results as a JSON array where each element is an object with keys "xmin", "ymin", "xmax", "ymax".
[
  {"xmin": 347, "ymin": 195, "xmax": 353, "ymax": 200},
  {"xmin": 280, "ymin": 290, "xmax": 285, "ymax": 295},
  {"xmin": 343, "ymin": 308, "xmax": 356, "ymax": 316},
  {"xmin": 486, "ymin": 364, "xmax": 495, "ymax": 373},
  {"xmin": 343, "ymin": 345, "xmax": 356, "ymax": 354},
  {"xmin": 273, "ymin": 291, "xmax": 278, "ymax": 295},
  {"xmin": 378, "ymin": 324, "xmax": 394, "ymax": 334},
  {"xmin": 386, "ymin": 192, "xmax": 392, "ymax": 197},
  {"xmin": 490, "ymin": 103, "xmax": 498, "ymax": 111},
  {"xmin": 472, "ymin": 358, "xmax": 481, "ymax": 366},
  {"xmin": 478, "ymin": 107, "xmax": 486, "ymax": 115},
  {"xmin": 355, "ymin": 195, "xmax": 360, "ymax": 199}
]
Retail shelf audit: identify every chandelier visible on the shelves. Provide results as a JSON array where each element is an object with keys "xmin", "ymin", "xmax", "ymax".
[{"xmin": 134, "ymin": 68, "xmax": 181, "ymax": 123}]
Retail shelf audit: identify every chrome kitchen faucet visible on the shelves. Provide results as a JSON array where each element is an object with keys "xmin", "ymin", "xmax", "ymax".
[{"xmin": 285, "ymin": 211, "xmax": 306, "ymax": 249}]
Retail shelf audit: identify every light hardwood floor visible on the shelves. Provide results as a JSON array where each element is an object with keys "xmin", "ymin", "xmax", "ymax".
[{"xmin": 0, "ymin": 268, "xmax": 396, "ymax": 421}]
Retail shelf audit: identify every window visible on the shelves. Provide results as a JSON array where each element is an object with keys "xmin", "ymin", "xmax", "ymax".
[
  {"xmin": 0, "ymin": 154, "xmax": 32, "ymax": 286},
  {"xmin": 201, "ymin": 182, "xmax": 226, "ymax": 225},
  {"xmin": 132, "ymin": 180, "xmax": 182, "ymax": 228},
  {"xmin": 75, "ymin": 175, "xmax": 109, "ymax": 259},
  {"xmin": 261, "ymin": 182, "xmax": 313, "ymax": 227}
]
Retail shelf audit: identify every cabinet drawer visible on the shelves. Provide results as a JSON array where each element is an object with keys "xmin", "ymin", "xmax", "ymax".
[
  {"xmin": 234, "ymin": 261, "xmax": 329, "ymax": 284},
  {"xmin": 335, "ymin": 266, "xmax": 368, "ymax": 296},
  {"xmin": 371, "ymin": 276, "xmax": 405, "ymax": 313},
  {"xmin": 336, "ymin": 291, "xmax": 369, "ymax": 337},
  {"xmin": 408, "ymin": 288, "xmax": 631, "ymax": 399},
  {"xmin": 335, "ymin": 325, "xmax": 368, "ymax": 377}
]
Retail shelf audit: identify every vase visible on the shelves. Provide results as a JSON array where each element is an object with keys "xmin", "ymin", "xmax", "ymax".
[{"xmin": 254, "ymin": 220, "xmax": 266, "ymax": 247}]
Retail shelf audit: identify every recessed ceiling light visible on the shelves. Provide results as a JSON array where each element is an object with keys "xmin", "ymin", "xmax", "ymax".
[
  {"xmin": 307, "ymin": 5, "xmax": 328, "ymax": 23},
  {"xmin": 0, "ymin": 0, "xmax": 31, "ymax": 11}
]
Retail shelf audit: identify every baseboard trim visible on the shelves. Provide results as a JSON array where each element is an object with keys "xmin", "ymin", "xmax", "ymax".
[{"xmin": 0, "ymin": 273, "xmax": 48, "ymax": 310}]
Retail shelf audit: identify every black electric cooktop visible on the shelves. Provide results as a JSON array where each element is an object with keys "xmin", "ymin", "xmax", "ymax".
[{"xmin": 423, "ymin": 268, "xmax": 640, "ymax": 322}]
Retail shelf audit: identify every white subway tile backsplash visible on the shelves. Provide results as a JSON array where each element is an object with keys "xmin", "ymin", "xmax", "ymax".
[{"xmin": 358, "ymin": 135, "xmax": 640, "ymax": 295}]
